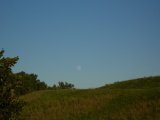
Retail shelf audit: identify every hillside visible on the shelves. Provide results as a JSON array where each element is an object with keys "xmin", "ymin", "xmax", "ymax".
[
  {"xmin": 101, "ymin": 76, "xmax": 160, "ymax": 89},
  {"xmin": 19, "ymin": 76, "xmax": 160, "ymax": 120}
]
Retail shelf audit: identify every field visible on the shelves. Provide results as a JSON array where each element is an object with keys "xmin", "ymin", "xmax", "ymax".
[{"xmin": 19, "ymin": 76, "xmax": 160, "ymax": 120}]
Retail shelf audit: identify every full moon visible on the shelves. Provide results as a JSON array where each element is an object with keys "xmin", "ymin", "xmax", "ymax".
[{"xmin": 76, "ymin": 65, "xmax": 81, "ymax": 71}]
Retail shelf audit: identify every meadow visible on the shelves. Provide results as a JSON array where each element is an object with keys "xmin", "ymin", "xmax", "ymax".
[{"xmin": 19, "ymin": 76, "xmax": 160, "ymax": 120}]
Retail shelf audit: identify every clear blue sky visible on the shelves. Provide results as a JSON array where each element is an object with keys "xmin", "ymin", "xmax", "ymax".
[{"xmin": 1, "ymin": 0, "xmax": 160, "ymax": 88}]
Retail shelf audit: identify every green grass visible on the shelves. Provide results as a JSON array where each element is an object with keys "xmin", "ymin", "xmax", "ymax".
[
  {"xmin": 101, "ymin": 76, "xmax": 160, "ymax": 89},
  {"xmin": 18, "ymin": 76, "xmax": 160, "ymax": 120}
]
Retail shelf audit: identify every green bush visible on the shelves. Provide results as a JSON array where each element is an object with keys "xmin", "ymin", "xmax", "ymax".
[{"xmin": 0, "ymin": 49, "xmax": 25, "ymax": 120}]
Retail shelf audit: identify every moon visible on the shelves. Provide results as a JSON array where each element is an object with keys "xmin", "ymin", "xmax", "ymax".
[{"xmin": 76, "ymin": 65, "xmax": 81, "ymax": 71}]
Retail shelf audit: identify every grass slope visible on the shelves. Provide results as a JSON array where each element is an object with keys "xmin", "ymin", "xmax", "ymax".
[
  {"xmin": 101, "ymin": 76, "xmax": 160, "ymax": 89},
  {"xmin": 19, "ymin": 76, "xmax": 160, "ymax": 120}
]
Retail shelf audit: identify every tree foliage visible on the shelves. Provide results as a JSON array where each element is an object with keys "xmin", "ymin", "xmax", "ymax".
[
  {"xmin": 0, "ymin": 49, "xmax": 25, "ymax": 120},
  {"xmin": 15, "ymin": 71, "xmax": 47, "ymax": 96},
  {"xmin": 58, "ymin": 81, "xmax": 74, "ymax": 89},
  {"xmin": 47, "ymin": 82, "xmax": 74, "ymax": 90}
]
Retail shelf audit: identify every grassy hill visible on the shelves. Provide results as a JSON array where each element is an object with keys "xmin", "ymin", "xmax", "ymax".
[
  {"xmin": 101, "ymin": 76, "xmax": 160, "ymax": 89},
  {"xmin": 19, "ymin": 76, "xmax": 160, "ymax": 120}
]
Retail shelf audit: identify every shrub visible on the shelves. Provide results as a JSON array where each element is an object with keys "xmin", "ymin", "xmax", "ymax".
[{"xmin": 0, "ymin": 49, "xmax": 25, "ymax": 120}]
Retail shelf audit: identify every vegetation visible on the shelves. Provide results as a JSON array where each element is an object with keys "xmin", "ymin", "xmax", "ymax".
[
  {"xmin": 0, "ymin": 49, "xmax": 25, "ymax": 120},
  {"xmin": 18, "ymin": 76, "xmax": 160, "ymax": 120},
  {"xmin": 48, "ymin": 81, "xmax": 74, "ymax": 90},
  {"xmin": 101, "ymin": 76, "xmax": 160, "ymax": 89},
  {"xmin": 15, "ymin": 71, "xmax": 47, "ymax": 96}
]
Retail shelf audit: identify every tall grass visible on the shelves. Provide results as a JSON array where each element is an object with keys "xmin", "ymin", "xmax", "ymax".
[
  {"xmin": 19, "ymin": 89, "xmax": 115, "ymax": 120},
  {"xmin": 18, "ymin": 76, "xmax": 160, "ymax": 120}
]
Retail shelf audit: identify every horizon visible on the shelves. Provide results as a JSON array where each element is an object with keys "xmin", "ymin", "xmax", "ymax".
[{"xmin": 1, "ymin": 0, "xmax": 160, "ymax": 89}]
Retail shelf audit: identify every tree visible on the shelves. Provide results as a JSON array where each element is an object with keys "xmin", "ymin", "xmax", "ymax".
[
  {"xmin": 58, "ymin": 81, "xmax": 74, "ymax": 89},
  {"xmin": 15, "ymin": 71, "xmax": 48, "ymax": 96},
  {"xmin": 0, "ymin": 49, "xmax": 25, "ymax": 120},
  {"xmin": 58, "ymin": 82, "xmax": 65, "ymax": 89},
  {"xmin": 52, "ymin": 84, "xmax": 57, "ymax": 90}
]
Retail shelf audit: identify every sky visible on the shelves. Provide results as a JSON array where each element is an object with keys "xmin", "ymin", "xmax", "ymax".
[{"xmin": 1, "ymin": 0, "xmax": 160, "ymax": 88}]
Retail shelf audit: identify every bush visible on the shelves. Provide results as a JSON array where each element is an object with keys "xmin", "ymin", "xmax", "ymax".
[{"xmin": 0, "ymin": 49, "xmax": 25, "ymax": 120}]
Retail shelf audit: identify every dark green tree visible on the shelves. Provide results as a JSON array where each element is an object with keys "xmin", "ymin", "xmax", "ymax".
[
  {"xmin": 58, "ymin": 81, "xmax": 74, "ymax": 89},
  {"xmin": 15, "ymin": 71, "xmax": 47, "ymax": 96},
  {"xmin": 52, "ymin": 84, "xmax": 57, "ymax": 90},
  {"xmin": 0, "ymin": 49, "xmax": 25, "ymax": 120}
]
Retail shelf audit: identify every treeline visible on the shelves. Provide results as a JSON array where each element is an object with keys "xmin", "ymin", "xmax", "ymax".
[
  {"xmin": 48, "ymin": 81, "xmax": 74, "ymax": 90},
  {"xmin": 14, "ymin": 71, "xmax": 75, "ymax": 96},
  {"xmin": 14, "ymin": 71, "xmax": 48, "ymax": 96}
]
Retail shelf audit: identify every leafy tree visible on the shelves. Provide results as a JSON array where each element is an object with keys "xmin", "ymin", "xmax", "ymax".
[
  {"xmin": 36, "ymin": 81, "xmax": 47, "ymax": 90},
  {"xmin": 52, "ymin": 84, "xmax": 57, "ymax": 90},
  {"xmin": 0, "ymin": 49, "xmax": 25, "ymax": 120},
  {"xmin": 48, "ymin": 82, "xmax": 74, "ymax": 90},
  {"xmin": 58, "ymin": 81, "xmax": 65, "ymax": 89},
  {"xmin": 15, "ymin": 71, "xmax": 47, "ymax": 96},
  {"xmin": 58, "ymin": 81, "xmax": 74, "ymax": 89}
]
